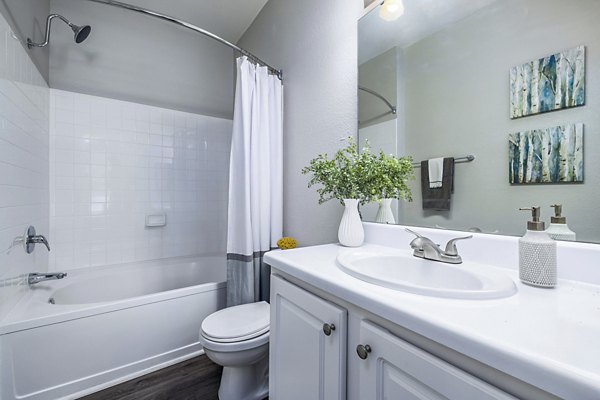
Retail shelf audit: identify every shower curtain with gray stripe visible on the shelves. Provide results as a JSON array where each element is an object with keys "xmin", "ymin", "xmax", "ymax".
[{"xmin": 226, "ymin": 56, "xmax": 283, "ymax": 307}]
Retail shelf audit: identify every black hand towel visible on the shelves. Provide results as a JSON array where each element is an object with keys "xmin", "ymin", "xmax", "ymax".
[{"xmin": 421, "ymin": 157, "xmax": 454, "ymax": 211}]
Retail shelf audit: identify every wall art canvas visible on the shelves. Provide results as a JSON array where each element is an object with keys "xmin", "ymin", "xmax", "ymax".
[
  {"xmin": 510, "ymin": 46, "xmax": 585, "ymax": 119},
  {"xmin": 509, "ymin": 123, "xmax": 583, "ymax": 184}
]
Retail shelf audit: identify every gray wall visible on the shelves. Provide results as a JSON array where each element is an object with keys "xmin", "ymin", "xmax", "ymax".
[
  {"xmin": 238, "ymin": 0, "xmax": 359, "ymax": 246},
  {"xmin": 398, "ymin": 0, "xmax": 600, "ymax": 242},
  {"xmin": 359, "ymin": 47, "xmax": 397, "ymax": 128},
  {"xmin": 49, "ymin": 0, "xmax": 234, "ymax": 118},
  {"xmin": 0, "ymin": 0, "xmax": 50, "ymax": 82}
]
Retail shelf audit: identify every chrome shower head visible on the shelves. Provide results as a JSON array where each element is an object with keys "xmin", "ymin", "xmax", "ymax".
[{"xmin": 27, "ymin": 14, "xmax": 91, "ymax": 48}]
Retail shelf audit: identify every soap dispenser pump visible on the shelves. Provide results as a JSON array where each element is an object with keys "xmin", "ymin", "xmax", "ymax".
[
  {"xmin": 546, "ymin": 204, "xmax": 576, "ymax": 241},
  {"xmin": 518, "ymin": 207, "xmax": 557, "ymax": 288}
]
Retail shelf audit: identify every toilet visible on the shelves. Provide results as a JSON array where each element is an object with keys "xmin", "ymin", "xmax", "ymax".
[{"xmin": 199, "ymin": 301, "xmax": 270, "ymax": 400}]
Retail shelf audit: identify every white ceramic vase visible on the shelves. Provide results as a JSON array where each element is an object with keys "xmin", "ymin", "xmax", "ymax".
[
  {"xmin": 375, "ymin": 198, "xmax": 395, "ymax": 224},
  {"xmin": 338, "ymin": 199, "xmax": 364, "ymax": 247}
]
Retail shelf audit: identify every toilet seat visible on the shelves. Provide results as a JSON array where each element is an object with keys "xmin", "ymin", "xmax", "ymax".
[
  {"xmin": 200, "ymin": 329, "xmax": 269, "ymax": 353},
  {"xmin": 201, "ymin": 301, "xmax": 270, "ymax": 343}
]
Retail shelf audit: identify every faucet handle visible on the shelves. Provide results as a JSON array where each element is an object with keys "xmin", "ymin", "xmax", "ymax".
[
  {"xmin": 405, "ymin": 228, "xmax": 423, "ymax": 238},
  {"xmin": 444, "ymin": 235, "xmax": 473, "ymax": 256},
  {"xmin": 33, "ymin": 235, "xmax": 51, "ymax": 251},
  {"xmin": 24, "ymin": 226, "xmax": 50, "ymax": 253}
]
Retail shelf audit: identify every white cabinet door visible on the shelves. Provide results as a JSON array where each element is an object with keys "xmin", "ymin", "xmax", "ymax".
[
  {"xmin": 356, "ymin": 320, "xmax": 517, "ymax": 400},
  {"xmin": 270, "ymin": 275, "xmax": 347, "ymax": 400}
]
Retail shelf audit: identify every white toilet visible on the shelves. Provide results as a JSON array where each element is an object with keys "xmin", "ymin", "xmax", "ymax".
[{"xmin": 199, "ymin": 301, "xmax": 270, "ymax": 400}]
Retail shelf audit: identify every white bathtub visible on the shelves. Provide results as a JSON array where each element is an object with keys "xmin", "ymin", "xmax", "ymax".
[{"xmin": 0, "ymin": 256, "xmax": 227, "ymax": 400}]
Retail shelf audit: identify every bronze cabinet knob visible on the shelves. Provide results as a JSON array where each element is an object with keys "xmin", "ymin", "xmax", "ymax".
[
  {"xmin": 322, "ymin": 323, "xmax": 336, "ymax": 336},
  {"xmin": 356, "ymin": 344, "xmax": 372, "ymax": 359}
]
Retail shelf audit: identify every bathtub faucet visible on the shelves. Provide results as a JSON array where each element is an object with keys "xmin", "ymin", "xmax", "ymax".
[{"xmin": 28, "ymin": 272, "xmax": 67, "ymax": 285}]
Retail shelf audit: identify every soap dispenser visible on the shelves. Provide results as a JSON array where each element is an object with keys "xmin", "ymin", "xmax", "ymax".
[
  {"xmin": 518, "ymin": 207, "xmax": 557, "ymax": 288},
  {"xmin": 546, "ymin": 204, "xmax": 576, "ymax": 241}
]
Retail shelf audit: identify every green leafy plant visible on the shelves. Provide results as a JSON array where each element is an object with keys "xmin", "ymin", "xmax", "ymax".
[
  {"xmin": 362, "ymin": 146, "xmax": 414, "ymax": 203},
  {"xmin": 301, "ymin": 137, "xmax": 414, "ymax": 205}
]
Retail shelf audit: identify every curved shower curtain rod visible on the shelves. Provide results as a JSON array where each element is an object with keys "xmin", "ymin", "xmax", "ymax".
[
  {"xmin": 358, "ymin": 86, "xmax": 396, "ymax": 114},
  {"xmin": 85, "ymin": 0, "xmax": 283, "ymax": 80}
]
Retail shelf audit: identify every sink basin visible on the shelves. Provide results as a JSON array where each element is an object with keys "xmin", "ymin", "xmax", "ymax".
[{"xmin": 336, "ymin": 248, "xmax": 517, "ymax": 299}]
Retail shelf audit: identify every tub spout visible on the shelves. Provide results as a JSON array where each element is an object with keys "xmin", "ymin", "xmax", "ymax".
[{"xmin": 28, "ymin": 272, "xmax": 67, "ymax": 285}]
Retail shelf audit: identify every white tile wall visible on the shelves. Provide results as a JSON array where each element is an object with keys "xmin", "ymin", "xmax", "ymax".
[
  {"xmin": 0, "ymin": 15, "xmax": 50, "ymax": 320},
  {"xmin": 49, "ymin": 90, "xmax": 232, "ymax": 270}
]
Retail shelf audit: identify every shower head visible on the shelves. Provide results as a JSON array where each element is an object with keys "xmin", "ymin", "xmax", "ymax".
[
  {"xmin": 27, "ymin": 14, "xmax": 91, "ymax": 48},
  {"xmin": 71, "ymin": 23, "xmax": 92, "ymax": 44}
]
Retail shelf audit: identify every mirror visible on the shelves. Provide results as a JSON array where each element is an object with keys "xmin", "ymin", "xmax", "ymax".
[{"xmin": 358, "ymin": 0, "xmax": 600, "ymax": 243}]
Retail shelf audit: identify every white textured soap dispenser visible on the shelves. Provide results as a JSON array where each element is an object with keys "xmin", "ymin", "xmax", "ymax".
[
  {"xmin": 546, "ymin": 204, "xmax": 576, "ymax": 241},
  {"xmin": 518, "ymin": 207, "xmax": 557, "ymax": 288}
]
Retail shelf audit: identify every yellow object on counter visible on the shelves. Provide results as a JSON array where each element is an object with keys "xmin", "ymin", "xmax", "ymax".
[{"xmin": 277, "ymin": 237, "xmax": 297, "ymax": 250}]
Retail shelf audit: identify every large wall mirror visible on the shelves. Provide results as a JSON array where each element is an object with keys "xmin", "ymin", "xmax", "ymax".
[{"xmin": 358, "ymin": 0, "xmax": 600, "ymax": 243}]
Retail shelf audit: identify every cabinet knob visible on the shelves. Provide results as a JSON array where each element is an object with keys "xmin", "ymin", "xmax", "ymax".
[
  {"xmin": 356, "ymin": 344, "xmax": 372, "ymax": 359},
  {"xmin": 323, "ymin": 323, "xmax": 336, "ymax": 336}
]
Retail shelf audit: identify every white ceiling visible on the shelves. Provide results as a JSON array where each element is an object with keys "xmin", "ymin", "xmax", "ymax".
[{"xmin": 359, "ymin": 0, "xmax": 498, "ymax": 64}]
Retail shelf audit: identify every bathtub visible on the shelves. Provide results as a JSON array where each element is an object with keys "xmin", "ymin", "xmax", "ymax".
[{"xmin": 0, "ymin": 256, "xmax": 227, "ymax": 400}]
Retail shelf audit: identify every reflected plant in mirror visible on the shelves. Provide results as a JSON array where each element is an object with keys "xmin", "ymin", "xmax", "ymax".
[
  {"xmin": 361, "ymin": 142, "xmax": 414, "ymax": 224},
  {"xmin": 358, "ymin": 0, "xmax": 600, "ymax": 243}
]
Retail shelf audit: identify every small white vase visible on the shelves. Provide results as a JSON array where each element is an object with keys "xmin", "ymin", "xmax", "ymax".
[
  {"xmin": 375, "ymin": 198, "xmax": 395, "ymax": 224},
  {"xmin": 338, "ymin": 199, "xmax": 364, "ymax": 247}
]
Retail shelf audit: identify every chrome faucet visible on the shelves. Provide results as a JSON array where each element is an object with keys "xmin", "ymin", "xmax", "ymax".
[
  {"xmin": 25, "ymin": 226, "xmax": 50, "ymax": 253},
  {"xmin": 28, "ymin": 272, "xmax": 67, "ymax": 285},
  {"xmin": 5, "ymin": 226, "xmax": 51, "ymax": 255},
  {"xmin": 406, "ymin": 228, "xmax": 472, "ymax": 264}
]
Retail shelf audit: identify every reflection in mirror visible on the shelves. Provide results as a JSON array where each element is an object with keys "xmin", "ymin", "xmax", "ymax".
[
  {"xmin": 358, "ymin": 0, "xmax": 600, "ymax": 243},
  {"xmin": 359, "ymin": 47, "xmax": 399, "ymax": 222}
]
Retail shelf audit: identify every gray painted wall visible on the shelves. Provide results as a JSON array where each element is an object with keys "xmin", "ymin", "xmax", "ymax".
[
  {"xmin": 359, "ymin": 47, "xmax": 397, "ymax": 128},
  {"xmin": 0, "ymin": 0, "xmax": 50, "ymax": 82},
  {"xmin": 398, "ymin": 0, "xmax": 600, "ymax": 242},
  {"xmin": 238, "ymin": 0, "xmax": 359, "ymax": 246},
  {"xmin": 49, "ymin": 0, "xmax": 235, "ymax": 118}
]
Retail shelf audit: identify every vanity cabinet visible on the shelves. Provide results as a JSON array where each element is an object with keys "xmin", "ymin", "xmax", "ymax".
[
  {"xmin": 270, "ymin": 275, "xmax": 347, "ymax": 400},
  {"xmin": 355, "ymin": 320, "xmax": 516, "ymax": 400},
  {"xmin": 271, "ymin": 275, "xmax": 516, "ymax": 400}
]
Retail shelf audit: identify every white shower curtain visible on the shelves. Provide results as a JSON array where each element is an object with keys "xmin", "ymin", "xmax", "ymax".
[{"xmin": 226, "ymin": 56, "xmax": 283, "ymax": 307}]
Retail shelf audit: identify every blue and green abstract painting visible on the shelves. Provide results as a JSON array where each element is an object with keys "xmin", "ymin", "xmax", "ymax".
[
  {"xmin": 509, "ymin": 123, "xmax": 583, "ymax": 184},
  {"xmin": 510, "ymin": 46, "xmax": 585, "ymax": 119}
]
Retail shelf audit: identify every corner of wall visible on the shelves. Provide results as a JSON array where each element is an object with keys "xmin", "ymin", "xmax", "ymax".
[
  {"xmin": 0, "ymin": 8, "xmax": 50, "ymax": 322},
  {"xmin": 238, "ymin": 0, "xmax": 358, "ymax": 247},
  {"xmin": 0, "ymin": 0, "xmax": 50, "ymax": 83}
]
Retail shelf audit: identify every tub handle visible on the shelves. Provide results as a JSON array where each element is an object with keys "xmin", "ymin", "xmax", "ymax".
[{"xmin": 23, "ymin": 226, "xmax": 51, "ymax": 253}]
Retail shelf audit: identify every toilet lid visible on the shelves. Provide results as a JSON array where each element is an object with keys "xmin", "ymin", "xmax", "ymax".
[{"xmin": 201, "ymin": 301, "xmax": 270, "ymax": 343}]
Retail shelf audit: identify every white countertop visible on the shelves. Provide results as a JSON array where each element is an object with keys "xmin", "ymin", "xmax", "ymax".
[{"xmin": 265, "ymin": 242, "xmax": 600, "ymax": 399}]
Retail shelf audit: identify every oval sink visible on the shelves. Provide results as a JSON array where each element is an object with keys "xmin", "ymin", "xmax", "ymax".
[{"xmin": 336, "ymin": 249, "xmax": 516, "ymax": 299}]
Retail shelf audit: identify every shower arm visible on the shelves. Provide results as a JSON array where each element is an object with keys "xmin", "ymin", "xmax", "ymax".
[
  {"xmin": 85, "ymin": 0, "xmax": 283, "ymax": 80},
  {"xmin": 28, "ymin": 14, "xmax": 72, "ymax": 48}
]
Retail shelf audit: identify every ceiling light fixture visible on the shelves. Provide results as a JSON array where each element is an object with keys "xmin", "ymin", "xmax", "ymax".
[{"xmin": 379, "ymin": 0, "xmax": 404, "ymax": 21}]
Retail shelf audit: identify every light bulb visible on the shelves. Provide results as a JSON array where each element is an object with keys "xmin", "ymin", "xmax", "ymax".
[{"xmin": 379, "ymin": 0, "xmax": 404, "ymax": 21}]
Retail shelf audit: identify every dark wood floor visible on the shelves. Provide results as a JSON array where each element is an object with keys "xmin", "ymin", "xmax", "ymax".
[{"xmin": 79, "ymin": 355, "xmax": 223, "ymax": 400}]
